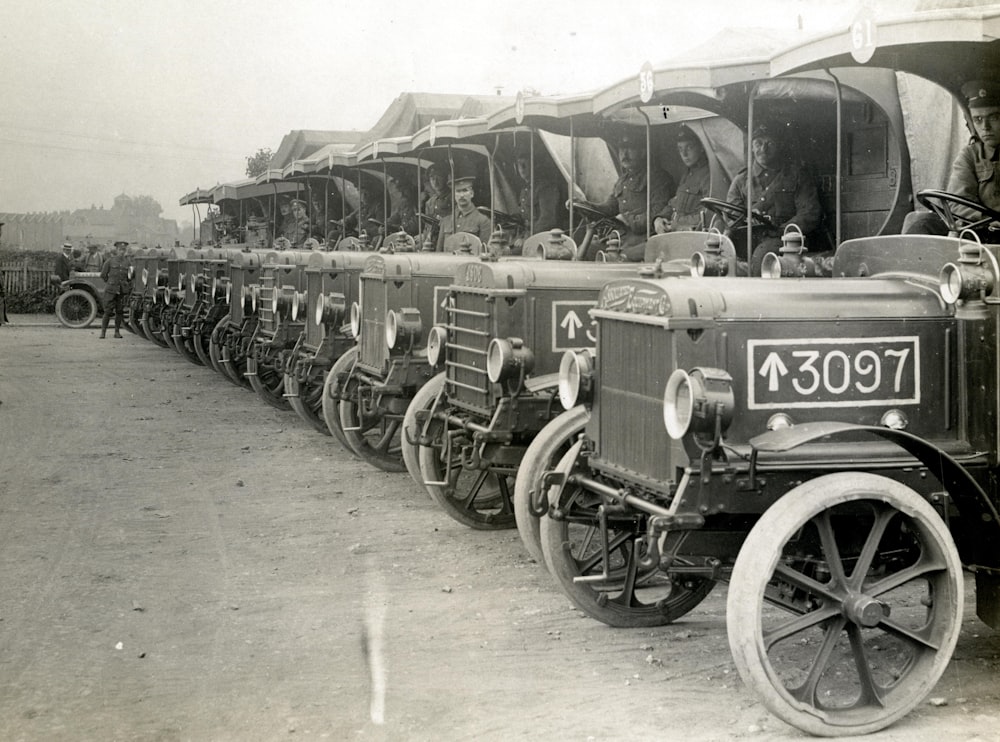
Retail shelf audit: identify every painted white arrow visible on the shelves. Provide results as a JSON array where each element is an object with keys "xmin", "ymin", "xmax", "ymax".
[
  {"xmin": 759, "ymin": 352, "xmax": 788, "ymax": 392},
  {"xmin": 560, "ymin": 311, "xmax": 583, "ymax": 340}
]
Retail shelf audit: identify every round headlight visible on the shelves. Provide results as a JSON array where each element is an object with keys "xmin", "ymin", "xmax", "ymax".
[
  {"xmin": 142, "ymin": 267, "xmax": 149, "ymax": 287},
  {"xmin": 314, "ymin": 294, "xmax": 324, "ymax": 327},
  {"xmin": 558, "ymin": 350, "xmax": 594, "ymax": 410},
  {"xmin": 664, "ymin": 367, "xmax": 734, "ymax": 440},
  {"xmin": 761, "ymin": 252, "xmax": 782, "ymax": 278},
  {"xmin": 350, "ymin": 301, "xmax": 362, "ymax": 338},
  {"xmin": 189, "ymin": 273, "xmax": 197, "ymax": 293},
  {"xmin": 486, "ymin": 337, "xmax": 534, "ymax": 384},
  {"xmin": 691, "ymin": 252, "xmax": 706, "ymax": 277},
  {"xmin": 270, "ymin": 288, "xmax": 280, "ymax": 315},
  {"xmin": 427, "ymin": 325, "xmax": 448, "ymax": 367},
  {"xmin": 291, "ymin": 291, "xmax": 302, "ymax": 321},
  {"xmin": 663, "ymin": 370, "xmax": 695, "ymax": 439},
  {"xmin": 386, "ymin": 309, "xmax": 399, "ymax": 349},
  {"xmin": 938, "ymin": 261, "xmax": 993, "ymax": 305},
  {"xmin": 386, "ymin": 308, "xmax": 423, "ymax": 350}
]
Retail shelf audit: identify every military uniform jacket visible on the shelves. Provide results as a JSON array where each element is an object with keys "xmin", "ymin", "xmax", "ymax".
[
  {"xmin": 660, "ymin": 162, "xmax": 711, "ymax": 230},
  {"xmin": 518, "ymin": 179, "xmax": 563, "ymax": 235},
  {"xmin": 726, "ymin": 159, "xmax": 822, "ymax": 235},
  {"xmin": 386, "ymin": 196, "xmax": 419, "ymax": 236},
  {"xmin": 595, "ymin": 169, "xmax": 673, "ymax": 237},
  {"xmin": 436, "ymin": 206, "xmax": 493, "ymax": 251},
  {"xmin": 948, "ymin": 140, "xmax": 1000, "ymax": 219},
  {"xmin": 100, "ymin": 257, "xmax": 131, "ymax": 296}
]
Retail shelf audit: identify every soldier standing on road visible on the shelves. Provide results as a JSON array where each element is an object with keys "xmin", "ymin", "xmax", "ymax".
[{"xmin": 99, "ymin": 240, "xmax": 130, "ymax": 339}]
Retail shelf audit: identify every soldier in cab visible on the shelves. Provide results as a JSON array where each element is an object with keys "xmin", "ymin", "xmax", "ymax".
[
  {"xmin": 725, "ymin": 121, "xmax": 822, "ymax": 275},
  {"xmin": 903, "ymin": 80, "xmax": 1000, "ymax": 237}
]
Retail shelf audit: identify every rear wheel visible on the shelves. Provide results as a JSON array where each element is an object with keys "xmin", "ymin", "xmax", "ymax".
[
  {"xmin": 55, "ymin": 289, "xmax": 98, "ymax": 329},
  {"xmin": 514, "ymin": 406, "xmax": 588, "ymax": 565},
  {"xmin": 539, "ymin": 444, "xmax": 715, "ymax": 628},
  {"xmin": 727, "ymin": 472, "xmax": 963, "ymax": 737}
]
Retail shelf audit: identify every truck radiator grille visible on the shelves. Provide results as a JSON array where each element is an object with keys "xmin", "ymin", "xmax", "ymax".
[
  {"xmin": 444, "ymin": 290, "xmax": 492, "ymax": 414},
  {"xmin": 359, "ymin": 276, "xmax": 387, "ymax": 372},
  {"xmin": 259, "ymin": 273, "xmax": 277, "ymax": 335},
  {"xmin": 596, "ymin": 319, "xmax": 676, "ymax": 483}
]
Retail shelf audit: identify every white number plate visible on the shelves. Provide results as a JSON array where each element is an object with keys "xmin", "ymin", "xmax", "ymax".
[{"xmin": 747, "ymin": 336, "xmax": 919, "ymax": 410}]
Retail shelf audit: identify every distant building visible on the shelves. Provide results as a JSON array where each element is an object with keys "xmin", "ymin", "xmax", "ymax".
[{"xmin": 0, "ymin": 193, "xmax": 179, "ymax": 252}]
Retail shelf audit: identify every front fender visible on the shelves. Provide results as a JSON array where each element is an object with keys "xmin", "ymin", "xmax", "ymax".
[{"xmin": 750, "ymin": 421, "xmax": 1000, "ymax": 566}]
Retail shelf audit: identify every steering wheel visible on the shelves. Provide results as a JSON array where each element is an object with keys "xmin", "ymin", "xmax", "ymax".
[
  {"xmin": 570, "ymin": 201, "xmax": 629, "ymax": 234},
  {"xmin": 416, "ymin": 212, "xmax": 440, "ymax": 227},
  {"xmin": 478, "ymin": 207, "xmax": 524, "ymax": 232},
  {"xmin": 700, "ymin": 198, "xmax": 774, "ymax": 231},
  {"xmin": 916, "ymin": 189, "xmax": 1000, "ymax": 233}
]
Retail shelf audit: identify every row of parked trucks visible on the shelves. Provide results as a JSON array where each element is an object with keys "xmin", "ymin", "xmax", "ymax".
[{"xmin": 67, "ymin": 8, "xmax": 1000, "ymax": 737}]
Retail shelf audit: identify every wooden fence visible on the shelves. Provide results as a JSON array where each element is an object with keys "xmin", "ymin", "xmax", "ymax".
[{"xmin": 0, "ymin": 258, "xmax": 60, "ymax": 296}]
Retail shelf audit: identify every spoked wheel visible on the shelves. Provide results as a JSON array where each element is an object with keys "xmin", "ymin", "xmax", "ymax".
[
  {"xmin": 323, "ymin": 348, "xmax": 358, "ymax": 453},
  {"xmin": 247, "ymin": 356, "xmax": 290, "ymax": 410},
  {"xmin": 172, "ymin": 322, "xmax": 205, "ymax": 366},
  {"xmin": 141, "ymin": 302, "xmax": 170, "ymax": 347},
  {"xmin": 338, "ymin": 385, "xmax": 407, "ymax": 473},
  {"xmin": 192, "ymin": 325, "xmax": 214, "ymax": 368},
  {"xmin": 128, "ymin": 299, "xmax": 144, "ymax": 335},
  {"xmin": 539, "ymin": 444, "xmax": 715, "ymax": 628},
  {"xmin": 727, "ymin": 472, "xmax": 963, "ymax": 737},
  {"xmin": 208, "ymin": 316, "xmax": 229, "ymax": 376},
  {"xmin": 514, "ymin": 406, "xmax": 588, "ymax": 565},
  {"xmin": 401, "ymin": 372, "xmax": 444, "ymax": 491},
  {"xmin": 418, "ymin": 423, "xmax": 516, "ymax": 530},
  {"xmin": 286, "ymin": 368, "xmax": 331, "ymax": 436},
  {"xmin": 55, "ymin": 289, "xmax": 98, "ymax": 329}
]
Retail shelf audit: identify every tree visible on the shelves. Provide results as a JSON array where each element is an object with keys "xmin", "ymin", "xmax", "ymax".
[{"xmin": 246, "ymin": 148, "xmax": 273, "ymax": 178}]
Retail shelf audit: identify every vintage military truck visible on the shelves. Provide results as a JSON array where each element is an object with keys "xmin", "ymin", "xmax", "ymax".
[
  {"xmin": 284, "ymin": 248, "xmax": 372, "ymax": 436},
  {"xmin": 412, "ymin": 231, "xmax": 708, "ymax": 530},
  {"xmin": 168, "ymin": 248, "xmax": 231, "ymax": 367},
  {"xmin": 329, "ymin": 239, "xmax": 489, "ymax": 472},
  {"xmin": 127, "ymin": 248, "xmax": 162, "ymax": 336},
  {"xmin": 244, "ymin": 249, "xmax": 313, "ymax": 409},
  {"xmin": 529, "ymin": 223, "xmax": 1000, "ymax": 736},
  {"xmin": 211, "ymin": 249, "xmax": 268, "ymax": 388},
  {"xmin": 139, "ymin": 247, "xmax": 187, "ymax": 347}
]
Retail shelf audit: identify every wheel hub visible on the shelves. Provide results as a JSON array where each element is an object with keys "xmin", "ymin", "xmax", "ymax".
[{"xmin": 843, "ymin": 591, "xmax": 889, "ymax": 627}]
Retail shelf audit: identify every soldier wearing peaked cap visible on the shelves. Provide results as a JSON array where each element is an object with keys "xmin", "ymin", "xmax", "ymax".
[
  {"xmin": 905, "ymin": 80, "xmax": 1000, "ymax": 236},
  {"xmin": 435, "ymin": 174, "xmax": 493, "ymax": 251},
  {"xmin": 591, "ymin": 131, "xmax": 674, "ymax": 260},
  {"xmin": 99, "ymin": 241, "xmax": 131, "ymax": 338},
  {"xmin": 655, "ymin": 125, "xmax": 711, "ymax": 234},
  {"xmin": 725, "ymin": 120, "xmax": 822, "ymax": 275}
]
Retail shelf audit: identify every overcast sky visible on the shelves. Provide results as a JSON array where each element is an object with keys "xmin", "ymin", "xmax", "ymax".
[{"xmin": 1, "ymin": 0, "xmax": 869, "ymax": 229}]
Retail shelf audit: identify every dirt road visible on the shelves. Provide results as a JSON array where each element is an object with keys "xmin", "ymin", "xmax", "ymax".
[{"xmin": 1, "ymin": 316, "xmax": 998, "ymax": 742}]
